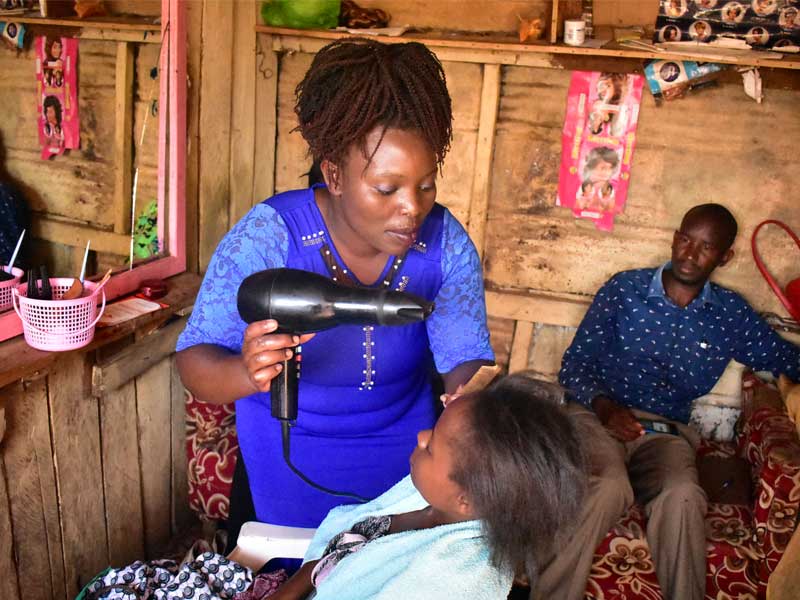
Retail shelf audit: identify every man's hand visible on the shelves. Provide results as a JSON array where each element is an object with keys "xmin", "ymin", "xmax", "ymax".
[{"xmin": 592, "ymin": 394, "xmax": 644, "ymax": 442}]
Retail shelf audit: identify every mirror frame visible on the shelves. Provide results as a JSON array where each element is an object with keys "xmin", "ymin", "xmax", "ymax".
[{"xmin": 0, "ymin": 0, "xmax": 187, "ymax": 343}]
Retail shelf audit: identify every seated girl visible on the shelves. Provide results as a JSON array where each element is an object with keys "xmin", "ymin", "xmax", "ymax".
[{"xmin": 264, "ymin": 374, "xmax": 587, "ymax": 600}]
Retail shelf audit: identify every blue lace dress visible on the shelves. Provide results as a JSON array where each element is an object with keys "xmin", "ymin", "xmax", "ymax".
[{"xmin": 177, "ymin": 186, "xmax": 493, "ymax": 527}]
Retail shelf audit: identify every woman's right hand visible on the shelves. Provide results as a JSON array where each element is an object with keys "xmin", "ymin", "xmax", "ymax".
[{"xmin": 241, "ymin": 319, "xmax": 316, "ymax": 393}]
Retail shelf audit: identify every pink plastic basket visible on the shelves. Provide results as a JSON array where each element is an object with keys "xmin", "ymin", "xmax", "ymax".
[
  {"xmin": 12, "ymin": 278, "xmax": 106, "ymax": 351},
  {"xmin": 0, "ymin": 266, "xmax": 23, "ymax": 312}
]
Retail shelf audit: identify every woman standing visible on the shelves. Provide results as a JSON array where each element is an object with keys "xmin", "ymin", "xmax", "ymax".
[{"xmin": 176, "ymin": 38, "xmax": 494, "ymax": 530}]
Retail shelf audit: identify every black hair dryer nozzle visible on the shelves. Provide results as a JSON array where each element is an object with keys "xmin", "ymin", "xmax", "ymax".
[{"xmin": 237, "ymin": 268, "xmax": 434, "ymax": 422}]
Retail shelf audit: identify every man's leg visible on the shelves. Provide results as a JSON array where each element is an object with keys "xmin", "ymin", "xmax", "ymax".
[
  {"xmin": 534, "ymin": 404, "xmax": 633, "ymax": 600},
  {"xmin": 627, "ymin": 433, "xmax": 707, "ymax": 600}
]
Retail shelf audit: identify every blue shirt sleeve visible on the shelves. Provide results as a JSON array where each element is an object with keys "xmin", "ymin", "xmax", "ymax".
[
  {"xmin": 426, "ymin": 210, "xmax": 494, "ymax": 374},
  {"xmin": 559, "ymin": 275, "xmax": 621, "ymax": 406},
  {"xmin": 729, "ymin": 296, "xmax": 800, "ymax": 380},
  {"xmin": 176, "ymin": 203, "xmax": 289, "ymax": 353}
]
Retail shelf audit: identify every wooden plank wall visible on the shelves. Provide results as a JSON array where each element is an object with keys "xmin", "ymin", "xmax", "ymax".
[
  {"xmin": 0, "ymin": 27, "xmax": 160, "ymax": 279},
  {"xmin": 0, "ymin": 348, "xmax": 193, "ymax": 600},
  {"xmin": 189, "ymin": 0, "xmax": 800, "ymax": 386}
]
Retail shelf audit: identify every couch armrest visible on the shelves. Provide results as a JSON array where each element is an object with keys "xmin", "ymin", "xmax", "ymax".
[{"xmin": 737, "ymin": 375, "xmax": 800, "ymax": 573}]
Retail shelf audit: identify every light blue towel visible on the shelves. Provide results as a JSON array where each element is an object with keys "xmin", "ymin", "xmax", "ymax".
[{"xmin": 304, "ymin": 475, "xmax": 513, "ymax": 600}]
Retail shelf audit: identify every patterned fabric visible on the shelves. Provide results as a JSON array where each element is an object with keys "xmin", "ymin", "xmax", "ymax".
[
  {"xmin": 585, "ymin": 505, "xmax": 663, "ymax": 600},
  {"xmin": 705, "ymin": 503, "xmax": 760, "ymax": 599},
  {"xmin": 186, "ymin": 393, "xmax": 238, "ymax": 521},
  {"xmin": 233, "ymin": 570, "xmax": 288, "ymax": 600},
  {"xmin": 584, "ymin": 374, "xmax": 800, "ymax": 600},
  {"xmin": 311, "ymin": 514, "xmax": 393, "ymax": 587},
  {"xmin": 560, "ymin": 263, "xmax": 800, "ymax": 423},
  {"xmin": 736, "ymin": 379, "xmax": 800, "ymax": 589},
  {"xmin": 83, "ymin": 552, "xmax": 251, "ymax": 600}
]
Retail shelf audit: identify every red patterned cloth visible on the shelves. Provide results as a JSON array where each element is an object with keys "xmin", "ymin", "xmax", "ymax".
[
  {"xmin": 585, "ymin": 374, "xmax": 800, "ymax": 600},
  {"xmin": 585, "ymin": 505, "xmax": 663, "ymax": 599},
  {"xmin": 186, "ymin": 393, "xmax": 238, "ymax": 521}
]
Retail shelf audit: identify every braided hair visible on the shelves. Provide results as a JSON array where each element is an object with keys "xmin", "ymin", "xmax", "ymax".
[{"xmin": 294, "ymin": 38, "xmax": 453, "ymax": 170}]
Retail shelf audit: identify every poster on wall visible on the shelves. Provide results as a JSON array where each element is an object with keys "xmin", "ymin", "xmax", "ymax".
[
  {"xmin": 35, "ymin": 35, "xmax": 79, "ymax": 159},
  {"xmin": 654, "ymin": 0, "xmax": 800, "ymax": 51},
  {"xmin": 556, "ymin": 71, "xmax": 644, "ymax": 232}
]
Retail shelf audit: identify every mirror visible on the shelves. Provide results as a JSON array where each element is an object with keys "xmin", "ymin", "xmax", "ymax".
[{"xmin": 0, "ymin": 0, "xmax": 186, "ymax": 342}]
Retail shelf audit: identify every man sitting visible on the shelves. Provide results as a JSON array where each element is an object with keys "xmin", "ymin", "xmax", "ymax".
[{"xmin": 536, "ymin": 204, "xmax": 800, "ymax": 600}]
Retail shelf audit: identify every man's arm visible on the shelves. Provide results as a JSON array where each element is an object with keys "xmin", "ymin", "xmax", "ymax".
[
  {"xmin": 559, "ymin": 276, "xmax": 644, "ymax": 441},
  {"xmin": 731, "ymin": 303, "xmax": 800, "ymax": 381},
  {"xmin": 559, "ymin": 277, "xmax": 619, "ymax": 406}
]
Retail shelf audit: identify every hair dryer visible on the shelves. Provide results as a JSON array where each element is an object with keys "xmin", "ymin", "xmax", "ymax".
[{"xmin": 237, "ymin": 267, "xmax": 434, "ymax": 501}]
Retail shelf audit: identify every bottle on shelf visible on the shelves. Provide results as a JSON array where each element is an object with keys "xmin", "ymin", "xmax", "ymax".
[{"xmin": 581, "ymin": 0, "xmax": 594, "ymax": 38}]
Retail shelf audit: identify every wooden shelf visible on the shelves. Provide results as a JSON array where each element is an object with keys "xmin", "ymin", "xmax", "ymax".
[
  {"xmin": 8, "ymin": 12, "xmax": 161, "ymax": 34},
  {"xmin": 0, "ymin": 272, "xmax": 200, "ymax": 390},
  {"xmin": 255, "ymin": 25, "xmax": 800, "ymax": 71}
]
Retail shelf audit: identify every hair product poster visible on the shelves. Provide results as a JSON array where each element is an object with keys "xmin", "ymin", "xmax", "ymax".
[
  {"xmin": 556, "ymin": 71, "xmax": 644, "ymax": 232},
  {"xmin": 654, "ymin": 0, "xmax": 800, "ymax": 50},
  {"xmin": 36, "ymin": 35, "xmax": 79, "ymax": 159}
]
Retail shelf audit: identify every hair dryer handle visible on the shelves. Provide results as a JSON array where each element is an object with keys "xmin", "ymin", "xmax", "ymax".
[{"xmin": 270, "ymin": 347, "xmax": 300, "ymax": 421}]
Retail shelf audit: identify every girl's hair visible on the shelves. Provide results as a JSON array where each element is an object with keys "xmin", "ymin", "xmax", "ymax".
[
  {"xmin": 449, "ymin": 374, "xmax": 586, "ymax": 580},
  {"xmin": 294, "ymin": 38, "xmax": 452, "ymax": 169}
]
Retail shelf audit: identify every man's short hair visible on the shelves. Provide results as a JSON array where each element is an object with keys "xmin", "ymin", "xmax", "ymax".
[{"xmin": 682, "ymin": 203, "xmax": 738, "ymax": 251}]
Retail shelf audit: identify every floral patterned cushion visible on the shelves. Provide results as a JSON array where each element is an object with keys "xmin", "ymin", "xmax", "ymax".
[
  {"xmin": 738, "ymin": 375, "xmax": 800, "ymax": 583},
  {"xmin": 585, "ymin": 374, "xmax": 800, "ymax": 600},
  {"xmin": 186, "ymin": 393, "xmax": 238, "ymax": 521},
  {"xmin": 585, "ymin": 505, "xmax": 663, "ymax": 599},
  {"xmin": 705, "ymin": 502, "xmax": 760, "ymax": 599}
]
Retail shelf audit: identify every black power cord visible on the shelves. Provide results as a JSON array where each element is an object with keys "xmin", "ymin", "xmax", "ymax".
[{"xmin": 281, "ymin": 421, "xmax": 372, "ymax": 504}]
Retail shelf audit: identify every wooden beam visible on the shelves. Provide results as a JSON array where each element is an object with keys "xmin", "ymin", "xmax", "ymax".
[
  {"xmin": 12, "ymin": 15, "xmax": 161, "ymax": 31},
  {"xmin": 261, "ymin": 26, "xmax": 800, "ymax": 71},
  {"xmin": 198, "ymin": 0, "xmax": 235, "ymax": 271},
  {"xmin": 78, "ymin": 28, "xmax": 161, "ymax": 44},
  {"xmin": 550, "ymin": 0, "xmax": 560, "ymax": 44},
  {"xmin": 114, "ymin": 41, "xmax": 135, "ymax": 234},
  {"xmin": 253, "ymin": 33, "xmax": 279, "ymax": 204},
  {"xmin": 229, "ymin": 0, "xmax": 258, "ymax": 225},
  {"xmin": 170, "ymin": 356, "xmax": 192, "ymax": 535},
  {"xmin": 100, "ymin": 379, "xmax": 146, "ymax": 566},
  {"xmin": 0, "ymin": 460, "xmax": 21, "ymax": 600},
  {"xmin": 49, "ymin": 353, "xmax": 108, "ymax": 597},
  {"xmin": 92, "ymin": 317, "xmax": 187, "ymax": 396},
  {"xmin": 184, "ymin": 0, "xmax": 203, "ymax": 273},
  {"xmin": 271, "ymin": 34, "xmax": 559, "ymax": 68},
  {"xmin": 32, "ymin": 216, "xmax": 131, "ymax": 255},
  {"xmin": 486, "ymin": 290, "xmax": 590, "ymax": 328},
  {"xmin": 3, "ymin": 379, "xmax": 66, "ymax": 600},
  {"xmin": 136, "ymin": 359, "xmax": 172, "ymax": 559},
  {"xmin": 509, "ymin": 320, "xmax": 534, "ymax": 373},
  {"xmin": 467, "ymin": 63, "xmax": 501, "ymax": 258}
]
